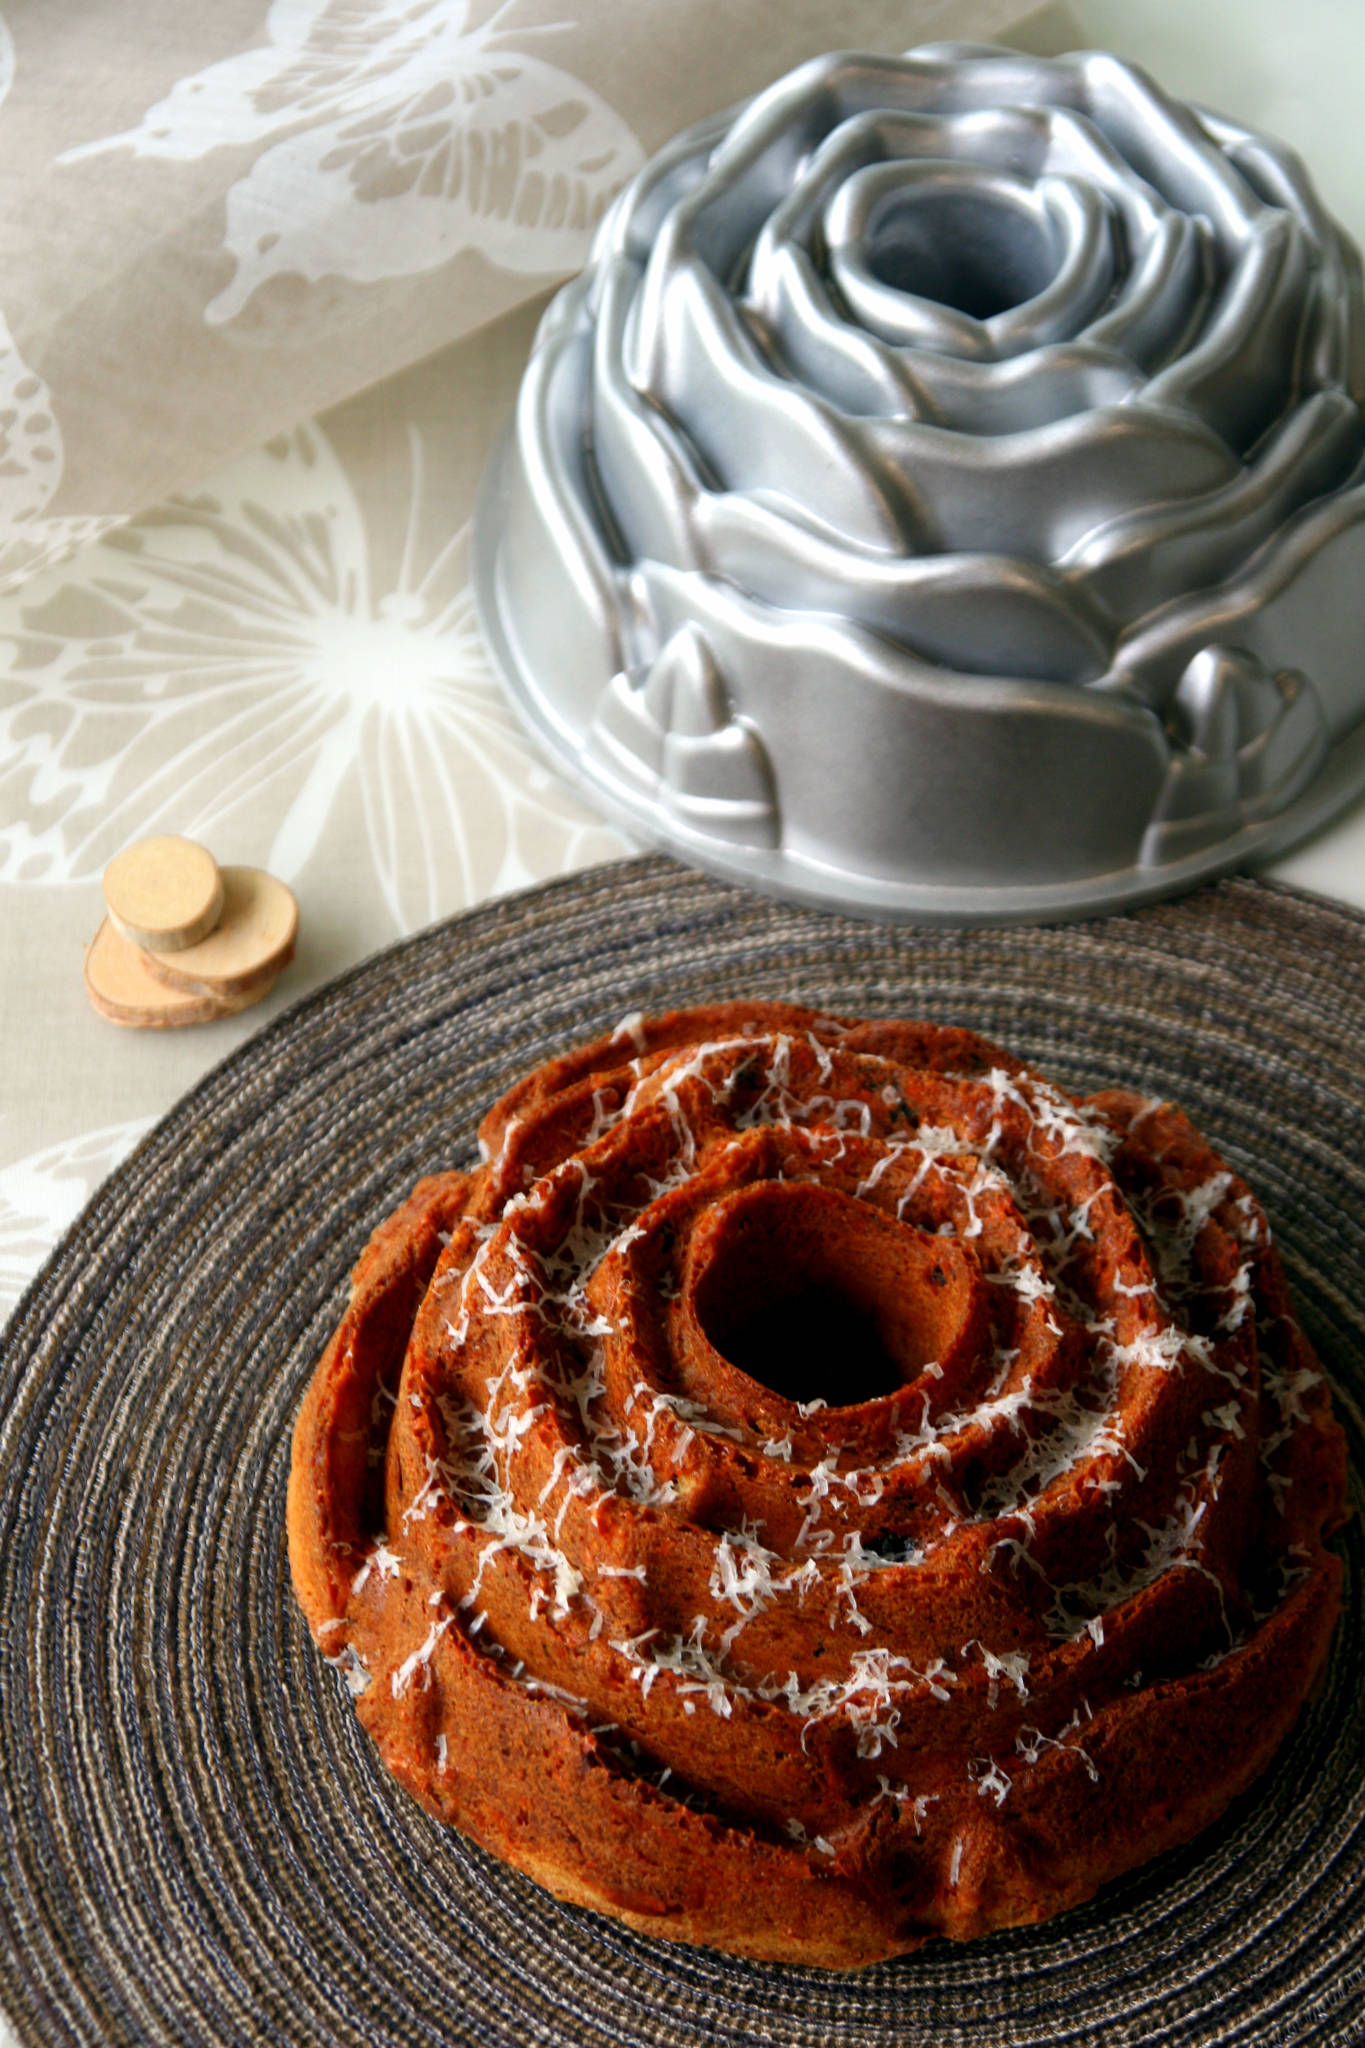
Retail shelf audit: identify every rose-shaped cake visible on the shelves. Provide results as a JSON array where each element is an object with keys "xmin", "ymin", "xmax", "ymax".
[
  {"xmin": 289, "ymin": 1003, "xmax": 1347, "ymax": 1968},
  {"xmin": 474, "ymin": 45, "xmax": 1365, "ymax": 920}
]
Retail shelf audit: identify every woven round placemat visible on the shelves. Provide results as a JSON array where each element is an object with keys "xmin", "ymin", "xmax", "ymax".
[{"xmin": 1, "ymin": 858, "xmax": 1362, "ymax": 2048}]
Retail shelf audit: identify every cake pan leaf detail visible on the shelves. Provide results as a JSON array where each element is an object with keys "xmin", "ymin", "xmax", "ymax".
[{"xmin": 475, "ymin": 46, "xmax": 1365, "ymax": 921}]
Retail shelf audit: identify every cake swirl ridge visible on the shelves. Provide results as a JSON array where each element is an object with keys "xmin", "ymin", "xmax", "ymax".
[{"xmin": 289, "ymin": 1003, "xmax": 1347, "ymax": 1966}]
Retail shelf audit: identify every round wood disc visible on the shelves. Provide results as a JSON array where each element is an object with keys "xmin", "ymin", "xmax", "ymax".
[
  {"xmin": 103, "ymin": 836, "xmax": 224, "ymax": 952},
  {"xmin": 141, "ymin": 868, "xmax": 298, "ymax": 997},
  {"xmin": 85, "ymin": 920, "xmax": 273, "ymax": 1029},
  {"xmin": 8, "ymin": 862, "xmax": 1361, "ymax": 2047}
]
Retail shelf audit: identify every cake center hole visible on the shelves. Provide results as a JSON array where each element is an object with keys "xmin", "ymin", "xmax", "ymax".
[
  {"xmin": 865, "ymin": 187, "xmax": 1056, "ymax": 320},
  {"xmin": 691, "ymin": 1180, "xmax": 972, "ymax": 1410},
  {"xmin": 715, "ymin": 1279, "xmax": 905, "ymax": 1408}
]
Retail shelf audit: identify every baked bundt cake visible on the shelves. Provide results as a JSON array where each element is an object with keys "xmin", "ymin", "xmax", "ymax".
[{"xmin": 288, "ymin": 1003, "xmax": 1348, "ymax": 1968}]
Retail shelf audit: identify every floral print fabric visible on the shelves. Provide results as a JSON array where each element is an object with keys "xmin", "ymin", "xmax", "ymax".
[{"xmin": 0, "ymin": 0, "xmax": 1036, "ymax": 1322}]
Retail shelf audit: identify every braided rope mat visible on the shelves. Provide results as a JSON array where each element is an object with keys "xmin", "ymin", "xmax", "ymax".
[{"xmin": 1, "ymin": 859, "xmax": 1362, "ymax": 2048}]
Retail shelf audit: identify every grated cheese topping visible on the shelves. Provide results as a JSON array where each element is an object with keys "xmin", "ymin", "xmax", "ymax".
[{"xmin": 321, "ymin": 1018, "xmax": 1339, "ymax": 1888}]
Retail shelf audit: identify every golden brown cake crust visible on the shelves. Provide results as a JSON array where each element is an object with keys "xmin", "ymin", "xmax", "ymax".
[{"xmin": 289, "ymin": 1005, "xmax": 1348, "ymax": 1968}]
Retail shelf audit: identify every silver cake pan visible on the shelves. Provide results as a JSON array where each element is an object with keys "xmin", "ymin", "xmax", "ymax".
[{"xmin": 474, "ymin": 44, "xmax": 1365, "ymax": 924}]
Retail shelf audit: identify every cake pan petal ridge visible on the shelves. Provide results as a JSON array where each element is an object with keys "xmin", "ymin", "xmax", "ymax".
[{"xmin": 474, "ymin": 45, "xmax": 1365, "ymax": 922}]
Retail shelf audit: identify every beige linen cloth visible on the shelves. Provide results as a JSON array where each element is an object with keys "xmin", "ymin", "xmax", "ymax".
[{"xmin": 0, "ymin": 0, "xmax": 1031, "ymax": 1322}]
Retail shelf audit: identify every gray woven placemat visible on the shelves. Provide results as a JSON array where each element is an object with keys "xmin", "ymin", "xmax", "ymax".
[{"xmin": 1, "ymin": 858, "xmax": 1362, "ymax": 2048}]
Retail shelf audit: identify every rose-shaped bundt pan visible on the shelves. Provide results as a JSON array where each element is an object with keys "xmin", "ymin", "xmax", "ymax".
[
  {"xmin": 289, "ymin": 1004, "xmax": 1347, "ymax": 1968},
  {"xmin": 474, "ymin": 46, "xmax": 1365, "ymax": 921}
]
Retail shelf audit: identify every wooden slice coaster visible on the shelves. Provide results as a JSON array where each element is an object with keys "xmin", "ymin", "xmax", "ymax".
[
  {"xmin": 104, "ymin": 836, "xmax": 224, "ymax": 953},
  {"xmin": 140, "ymin": 868, "xmax": 298, "ymax": 998},
  {"xmin": 85, "ymin": 921, "xmax": 274, "ymax": 1030}
]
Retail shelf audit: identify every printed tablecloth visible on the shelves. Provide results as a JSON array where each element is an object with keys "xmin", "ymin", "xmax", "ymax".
[{"xmin": 2, "ymin": 0, "xmax": 1363, "ymax": 1333}]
